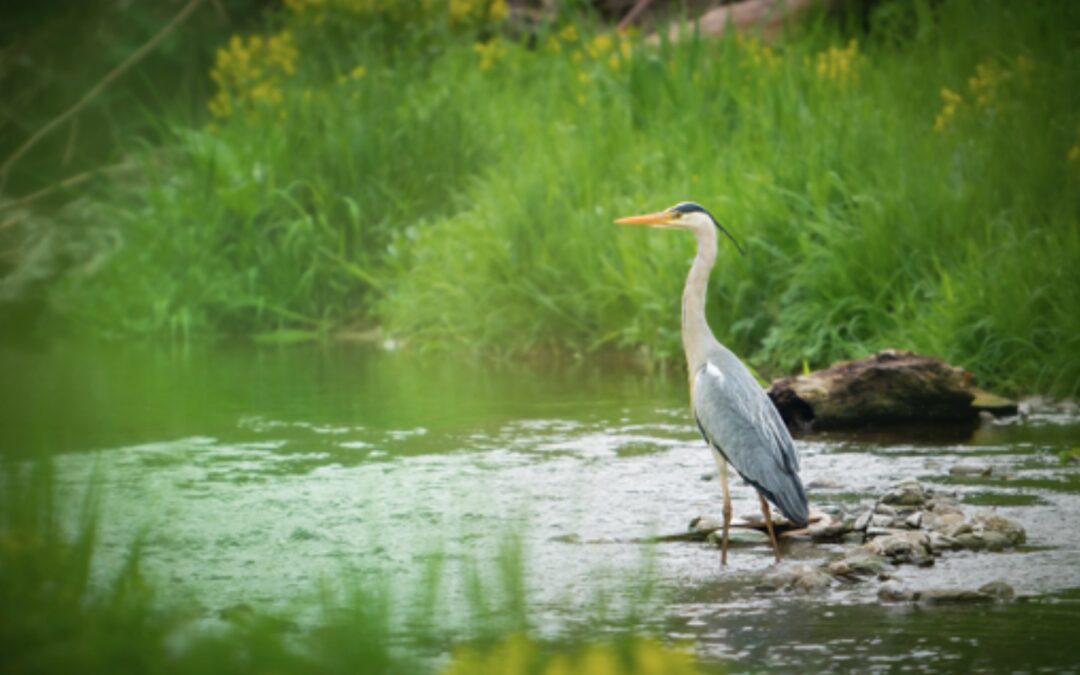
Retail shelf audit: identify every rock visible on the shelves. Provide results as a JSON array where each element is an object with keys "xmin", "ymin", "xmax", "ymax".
[
  {"xmin": 917, "ymin": 588, "xmax": 995, "ymax": 605},
  {"xmin": 762, "ymin": 564, "xmax": 832, "ymax": 593},
  {"xmin": 688, "ymin": 515, "xmax": 723, "ymax": 539},
  {"xmin": 878, "ymin": 581, "xmax": 915, "ymax": 603},
  {"xmin": 926, "ymin": 511, "xmax": 965, "ymax": 532},
  {"xmin": 865, "ymin": 531, "xmax": 933, "ymax": 565},
  {"xmin": 971, "ymin": 388, "xmax": 1019, "ymax": 417},
  {"xmin": 827, "ymin": 548, "xmax": 888, "ymax": 578},
  {"xmin": 842, "ymin": 531, "xmax": 865, "ymax": 545},
  {"xmin": 806, "ymin": 478, "xmax": 845, "ymax": 490},
  {"xmin": 970, "ymin": 510, "xmax": 1026, "ymax": 547},
  {"xmin": 804, "ymin": 514, "xmax": 851, "ymax": 542},
  {"xmin": 905, "ymin": 512, "xmax": 923, "ymax": 529},
  {"xmin": 874, "ymin": 503, "xmax": 897, "ymax": 516},
  {"xmin": 978, "ymin": 580, "xmax": 1015, "ymax": 599},
  {"xmin": 940, "ymin": 521, "xmax": 973, "ymax": 538},
  {"xmin": 865, "ymin": 526, "xmax": 908, "ymax": 540},
  {"xmin": 981, "ymin": 531, "xmax": 1011, "ymax": 551},
  {"xmin": 871, "ymin": 513, "xmax": 896, "ymax": 528},
  {"xmin": 766, "ymin": 350, "xmax": 980, "ymax": 430},
  {"xmin": 955, "ymin": 533, "xmax": 986, "ymax": 551},
  {"xmin": 950, "ymin": 464, "xmax": 993, "ymax": 477},
  {"xmin": 700, "ymin": 472, "xmax": 715, "ymax": 481},
  {"xmin": 881, "ymin": 480, "xmax": 925, "ymax": 507},
  {"xmin": 927, "ymin": 532, "xmax": 962, "ymax": 552}
]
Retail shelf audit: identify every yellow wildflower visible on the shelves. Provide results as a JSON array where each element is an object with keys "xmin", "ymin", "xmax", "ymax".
[
  {"xmin": 967, "ymin": 61, "xmax": 1002, "ymax": 108},
  {"xmin": 559, "ymin": 23, "xmax": 579, "ymax": 43},
  {"xmin": 813, "ymin": 39, "xmax": 859, "ymax": 87},
  {"xmin": 586, "ymin": 33, "xmax": 613, "ymax": 59},
  {"xmin": 473, "ymin": 38, "xmax": 505, "ymax": 72},
  {"xmin": 488, "ymin": 0, "xmax": 508, "ymax": 21},
  {"xmin": 738, "ymin": 35, "xmax": 781, "ymax": 72},
  {"xmin": 933, "ymin": 87, "xmax": 963, "ymax": 133},
  {"xmin": 350, "ymin": 64, "xmax": 366, "ymax": 79},
  {"xmin": 208, "ymin": 29, "xmax": 297, "ymax": 120},
  {"xmin": 1069, "ymin": 144, "xmax": 1080, "ymax": 164}
]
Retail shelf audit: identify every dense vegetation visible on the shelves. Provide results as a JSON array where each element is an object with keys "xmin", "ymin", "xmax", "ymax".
[{"xmin": 7, "ymin": 1, "xmax": 1080, "ymax": 395}]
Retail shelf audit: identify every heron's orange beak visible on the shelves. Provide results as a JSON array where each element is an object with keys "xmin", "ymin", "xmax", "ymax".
[{"xmin": 614, "ymin": 210, "xmax": 676, "ymax": 227}]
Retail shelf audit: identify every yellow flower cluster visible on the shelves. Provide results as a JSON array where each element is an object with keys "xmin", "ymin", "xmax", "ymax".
[
  {"xmin": 209, "ymin": 31, "xmax": 298, "ymax": 119},
  {"xmin": 473, "ymin": 38, "xmax": 505, "ymax": 72},
  {"xmin": 1069, "ymin": 124, "xmax": 1080, "ymax": 164},
  {"xmin": 737, "ymin": 35, "xmax": 781, "ymax": 72},
  {"xmin": 442, "ymin": 634, "xmax": 697, "ymax": 675},
  {"xmin": 933, "ymin": 56, "xmax": 1036, "ymax": 133},
  {"xmin": 933, "ymin": 87, "xmax": 963, "ymax": 133},
  {"xmin": 811, "ymin": 39, "xmax": 859, "ymax": 87},
  {"xmin": 583, "ymin": 32, "xmax": 632, "ymax": 70},
  {"xmin": 335, "ymin": 63, "xmax": 367, "ymax": 86},
  {"xmin": 449, "ymin": 0, "xmax": 508, "ymax": 25},
  {"xmin": 967, "ymin": 61, "xmax": 1003, "ymax": 108},
  {"xmin": 546, "ymin": 23, "xmax": 580, "ymax": 53}
]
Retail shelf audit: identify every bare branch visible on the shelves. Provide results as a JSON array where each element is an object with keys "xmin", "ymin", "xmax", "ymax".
[{"xmin": 0, "ymin": 0, "xmax": 208, "ymax": 186}]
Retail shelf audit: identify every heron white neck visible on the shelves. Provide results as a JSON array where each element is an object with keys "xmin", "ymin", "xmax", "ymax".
[{"xmin": 682, "ymin": 224, "xmax": 718, "ymax": 376}]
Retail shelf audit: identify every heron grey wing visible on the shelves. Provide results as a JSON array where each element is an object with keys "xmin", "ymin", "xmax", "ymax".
[{"xmin": 692, "ymin": 359, "xmax": 808, "ymax": 525}]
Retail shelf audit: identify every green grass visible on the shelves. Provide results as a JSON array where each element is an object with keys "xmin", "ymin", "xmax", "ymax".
[
  {"xmin": 1, "ymin": 460, "xmax": 704, "ymax": 675},
  {"xmin": 42, "ymin": 0, "xmax": 1080, "ymax": 395}
]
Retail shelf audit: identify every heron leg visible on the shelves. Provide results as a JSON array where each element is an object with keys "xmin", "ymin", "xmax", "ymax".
[
  {"xmin": 758, "ymin": 494, "xmax": 782, "ymax": 563},
  {"xmin": 717, "ymin": 455, "xmax": 732, "ymax": 567}
]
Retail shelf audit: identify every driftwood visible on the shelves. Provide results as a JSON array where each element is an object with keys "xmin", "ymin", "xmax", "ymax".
[{"xmin": 767, "ymin": 349, "xmax": 1016, "ymax": 431}]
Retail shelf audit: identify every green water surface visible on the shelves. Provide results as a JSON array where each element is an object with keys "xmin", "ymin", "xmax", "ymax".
[{"xmin": 3, "ymin": 342, "xmax": 1079, "ymax": 673}]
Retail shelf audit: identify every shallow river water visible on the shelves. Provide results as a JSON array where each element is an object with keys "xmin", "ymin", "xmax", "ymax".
[{"xmin": 4, "ymin": 343, "xmax": 1080, "ymax": 673}]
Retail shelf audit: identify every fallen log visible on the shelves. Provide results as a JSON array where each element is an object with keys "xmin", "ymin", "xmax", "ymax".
[{"xmin": 766, "ymin": 349, "xmax": 1017, "ymax": 431}]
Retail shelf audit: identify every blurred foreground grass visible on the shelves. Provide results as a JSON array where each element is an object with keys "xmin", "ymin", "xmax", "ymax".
[
  {"xmin": 10, "ymin": 0, "xmax": 1080, "ymax": 395},
  {"xmin": 1, "ymin": 461, "xmax": 710, "ymax": 675}
]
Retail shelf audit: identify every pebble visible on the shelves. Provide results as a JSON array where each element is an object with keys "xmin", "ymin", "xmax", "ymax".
[
  {"xmin": 950, "ymin": 464, "xmax": 993, "ymax": 477},
  {"xmin": 881, "ymin": 479, "xmax": 925, "ymax": 507},
  {"xmin": 979, "ymin": 580, "xmax": 1016, "ymax": 599},
  {"xmin": 874, "ymin": 503, "xmax": 897, "ymax": 516},
  {"xmin": 762, "ymin": 564, "xmax": 832, "ymax": 593},
  {"xmin": 871, "ymin": 513, "xmax": 895, "ymax": 528},
  {"xmin": 878, "ymin": 581, "xmax": 915, "ymax": 603},
  {"xmin": 927, "ymin": 531, "xmax": 962, "ymax": 552},
  {"xmin": 827, "ymin": 548, "xmax": 888, "ymax": 578}
]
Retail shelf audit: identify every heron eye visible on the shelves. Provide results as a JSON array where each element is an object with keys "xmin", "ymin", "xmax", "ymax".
[{"xmin": 670, "ymin": 211, "xmax": 682, "ymax": 219}]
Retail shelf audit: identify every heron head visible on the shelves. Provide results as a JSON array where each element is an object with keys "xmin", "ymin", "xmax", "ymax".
[{"xmin": 614, "ymin": 201, "xmax": 743, "ymax": 254}]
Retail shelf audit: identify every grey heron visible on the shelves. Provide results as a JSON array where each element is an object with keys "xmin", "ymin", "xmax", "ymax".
[{"xmin": 615, "ymin": 201, "xmax": 808, "ymax": 564}]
